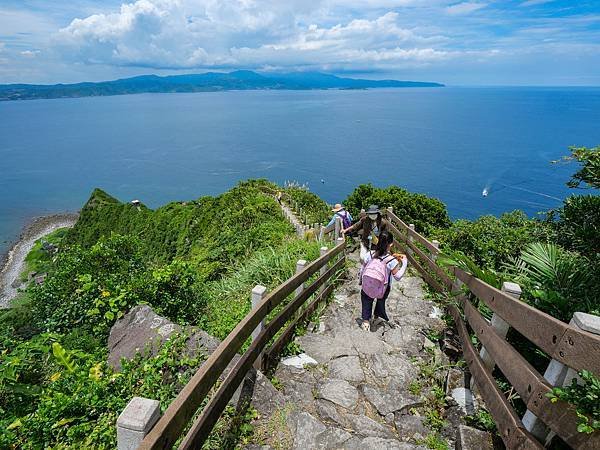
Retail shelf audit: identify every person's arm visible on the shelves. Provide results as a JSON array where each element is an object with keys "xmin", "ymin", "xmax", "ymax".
[
  {"xmin": 343, "ymin": 216, "xmax": 363, "ymax": 234},
  {"xmin": 391, "ymin": 255, "xmax": 408, "ymax": 280},
  {"xmin": 326, "ymin": 215, "xmax": 336, "ymax": 227}
]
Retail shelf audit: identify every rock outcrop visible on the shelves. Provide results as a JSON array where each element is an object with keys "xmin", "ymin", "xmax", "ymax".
[{"xmin": 108, "ymin": 304, "xmax": 285, "ymax": 428}]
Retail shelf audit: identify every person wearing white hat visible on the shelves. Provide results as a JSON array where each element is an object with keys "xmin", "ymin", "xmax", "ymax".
[{"xmin": 326, "ymin": 203, "xmax": 353, "ymax": 228}]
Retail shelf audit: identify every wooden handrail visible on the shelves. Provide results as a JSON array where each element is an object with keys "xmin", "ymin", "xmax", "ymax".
[
  {"xmin": 387, "ymin": 222, "xmax": 453, "ymax": 290},
  {"xmin": 179, "ymin": 254, "xmax": 346, "ymax": 449},
  {"xmin": 265, "ymin": 258, "xmax": 345, "ymax": 362},
  {"xmin": 139, "ymin": 241, "xmax": 345, "ymax": 450},
  {"xmin": 453, "ymin": 267, "xmax": 600, "ymax": 375},
  {"xmin": 449, "ymin": 305, "xmax": 545, "ymax": 449},
  {"xmin": 461, "ymin": 297, "xmax": 597, "ymax": 448},
  {"xmin": 386, "ymin": 209, "xmax": 600, "ymax": 449},
  {"xmin": 385, "ymin": 210, "xmax": 440, "ymax": 255}
]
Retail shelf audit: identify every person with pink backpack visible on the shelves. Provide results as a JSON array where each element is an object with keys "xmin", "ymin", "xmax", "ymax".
[{"xmin": 359, "ymin": 230, "xmax": 408, "ymax": 331}]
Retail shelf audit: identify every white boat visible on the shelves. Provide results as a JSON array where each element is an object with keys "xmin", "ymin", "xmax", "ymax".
[{"xmin": 482, "ymin": 188, "xmax": 488, "ymax": 197}]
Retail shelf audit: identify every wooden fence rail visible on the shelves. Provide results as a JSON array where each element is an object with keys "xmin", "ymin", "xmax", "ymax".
[
  {"xmin": 136, "ymin": 240, "xmax": 346, "ymax": 450},
  {"xmin": 383, "ymin": 209, "xmax": 600, "ymax": 450}
]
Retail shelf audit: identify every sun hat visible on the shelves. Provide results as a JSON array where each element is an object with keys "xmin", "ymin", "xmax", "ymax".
[
  {"xmin": 332, "ymin": 203, "xmax": 344, "ymax": 212},
  {"xmin": 366, "ymin": 205, "xmax": 380, "ymax": 215}
]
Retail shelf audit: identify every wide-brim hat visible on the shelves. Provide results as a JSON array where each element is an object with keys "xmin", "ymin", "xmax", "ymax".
[
  {"xmin": 332, "ymin": 203, "xmax": 344, "ymax": 212},
  {"xmin": 366, "ymin": 205, "xmax": 380, "ymax": 215}
]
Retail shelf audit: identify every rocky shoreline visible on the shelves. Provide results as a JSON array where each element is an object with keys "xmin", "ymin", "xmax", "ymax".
[{"xmin": 0, "ymin": 213, "xmax": 79, "ymax": 308}]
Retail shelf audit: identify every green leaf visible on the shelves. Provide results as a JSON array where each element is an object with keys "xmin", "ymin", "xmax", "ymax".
[{"xmin": 52, "ymin": 342, "xmax": 76, "ymax": 373}]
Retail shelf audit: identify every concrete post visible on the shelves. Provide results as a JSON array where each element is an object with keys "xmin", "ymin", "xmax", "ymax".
[
  {"xmin": 334, "ymin": 217, "xmax": 342, "ymax": 240},
  {"xmin": 295, "ymin": 260, "xmax": 307, "ymax": 298},
  {"xmin": 478, "ymin": 282, "xmax": 521, "ymax": 371},
  {"xmin": 360, "ymin": 208, "xmax": 366, "ymax": 219},
  {"xmin": 251, "ymin": 285, "xmax": 267, "ymax": 369},
  {"xmin": 407, "ymin": 224, "xmax": 415, "ymax": 257},
  {"xmin": 387, "ymin": 206, "xmax": 394, "ymax": 218},
  {"xmin": 319, "ymin": 247, "xmax": 328, "ymax": 295},
  {"xmin": 251, "ymin": 285, "xmax": 267, "ymax": 342},
  {"xmin": 522, "ymin": 311, "xmax": 600, "ymax": 442},
  {"xmin": 431, "ymin": 240, "xmax": 440, "ymax": 262},
  {"xmin": 117, "ymin": 397, "xmax": 161, "ymax": 450}
]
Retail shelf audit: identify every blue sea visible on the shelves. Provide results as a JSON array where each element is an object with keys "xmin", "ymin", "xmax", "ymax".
[{"xmin": 1, "ymin": 87, "xmax": 599, "ymax": 254}]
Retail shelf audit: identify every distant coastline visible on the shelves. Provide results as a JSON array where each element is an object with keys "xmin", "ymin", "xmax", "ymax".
[
  {"xmin": 0, "ymin": 70, "xmax": 444, "ymax": 101},
  {"xmin": 0, "ymin": 213, "xmax": 78, "ymax": 308}
]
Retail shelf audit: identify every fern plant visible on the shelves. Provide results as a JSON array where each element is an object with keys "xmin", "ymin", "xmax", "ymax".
[{"xmin": 506, "ymin": 242, "xmax": 595, "ymax": 321}]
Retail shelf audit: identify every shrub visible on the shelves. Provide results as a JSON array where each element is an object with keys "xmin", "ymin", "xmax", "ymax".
[
  {"xmin": 1, "ymin": 333, "xmax": 203, "ymax": 449},
  {"xmin": 343, "ymin": 184, "xmax": 450, "ymax": 233},
  {"xmin": 433, "ymin": 211, "xmax": 551, "ymax": 271},
  {"xmin": 547, "ymin": 195, "xmax": 600, "ymax": 259}
]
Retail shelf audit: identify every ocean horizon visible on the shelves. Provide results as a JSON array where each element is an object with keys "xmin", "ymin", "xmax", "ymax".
[{"xmin": 1, "ymin": 86, "xmax": 599, "ymax": 254}]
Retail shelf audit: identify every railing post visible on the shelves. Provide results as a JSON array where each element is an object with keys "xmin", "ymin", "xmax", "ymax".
[
  {"xmin": 479, "ymin": 282, "xmax": 520, "ymax": 371},
  {"xmin": 387, "ymin": 206, "xmax": 393, "ymax": 217},
  {"xmin": 431, "ymin": 240, "xmax": 440, "ymax": 262},
  {"xmin": 360, "ymin": 208, "xmax": 366, "ymax": 219},
  {"xmin": 117, "ymin": 397, "xmax": 161, "ymax": 450},
  {"xmin": 334, "ymin": 216, "xmax": 342, "ymax": 240},
  {"xmin": 319, "ymin": 247, "xmax": 328, "ymax": 295},
  {"xmin": 251, "ymin": 285, "xmax": 267, "ymax": 370},
  {"xmin": 295, "ymin": 260, "xmax": 307, "ymax": 298},
  {"xmin": 522, "ymin": 312, "xmax": 600, "ymax": 442},
  {"xmin": 407, "ymin": 224, "xmax": 415, "ymax": 257}
]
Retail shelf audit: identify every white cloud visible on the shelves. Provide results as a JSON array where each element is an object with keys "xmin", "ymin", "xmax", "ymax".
[
  {"xmin": 56, "ymin": 0, "xmax": 454, "ymax": 71},
  {"xmin": 445, "ymin": 2, "xmax": 486, "ymax": 15},
  {"xmin": 521, "ymin": 0, "xmax": 554, "ymax": 6},
  {"xmin": 20, "ymin": 50, "xmax": 41, "ymax": 57}
]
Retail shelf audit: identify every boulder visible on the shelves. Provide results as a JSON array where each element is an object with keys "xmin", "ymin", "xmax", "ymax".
[
  {"xmin": 328, "ymin": 356, "xmax": 364, "ymax": 383},
  {"xmin": 455, "ymin": 425, "xmax": 493, "ymax": 450},
  {"xmin": 394, "ymin": 414, "xmax": 428, "ymax": 442},
  {"xmin": 317, "ymin": 379, "xmax": 359, "ymax": 410},
  {"xmin": 108, "ymin": 304, "xmax": 221, "ymax": 370},
  {"xmin": 108, "ymin": 304, "xmax": 183, "ymax": 370},
  {"xmin": 297, "ymin": 334, "xmax": 357, "ymax": 363},
  {"xmin": 291, "ymin": 412, "xmax": 326, "ymax": 450},
  {"xmin": 345, "ymin": 414, "xmax": 394, "ymax": 438},
  {"xmin": 345, "ymin": 437, "xmax": 427, "ymax": 450},
  {"xmin": 362, "ymin": 384, "xmax": 422, "ymax": 416}
]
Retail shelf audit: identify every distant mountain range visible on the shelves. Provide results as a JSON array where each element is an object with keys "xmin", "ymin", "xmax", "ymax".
[{"xmin": 0, "ymin": 70, "xmax": 443, "ymax": 101}]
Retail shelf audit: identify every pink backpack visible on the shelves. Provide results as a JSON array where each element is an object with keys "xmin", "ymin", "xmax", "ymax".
[{"xmin": 361, "ymin": 254, "xmax": 393, "ymax": 299}]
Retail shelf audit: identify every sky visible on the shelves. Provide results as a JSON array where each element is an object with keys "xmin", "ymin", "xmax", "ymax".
[{"xmin": 1, "ymin": 0, "xmax": 599, "ymax": 86}]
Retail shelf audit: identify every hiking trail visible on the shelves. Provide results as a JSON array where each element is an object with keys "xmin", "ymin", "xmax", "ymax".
[{"xmin": 247, "ymin": 249, "xmax": 467, "ymax": 450}]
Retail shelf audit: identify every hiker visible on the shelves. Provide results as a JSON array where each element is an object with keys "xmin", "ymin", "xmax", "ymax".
[
  {"xmin": 327, "ymin": 203, "xmax": 353, "ymax": 229},
  {"xmin": 276, "ymin": 191, "xmax": 282, "ymax": 204},
  {"xmin": 342, "ymin": 204, "xmax": 388, "ymax": 263},
  {"xmin": 359, "ymin": 230, "xmax": 407, "ymax": 331}
]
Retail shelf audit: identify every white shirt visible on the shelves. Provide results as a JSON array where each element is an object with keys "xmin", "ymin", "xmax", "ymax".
[{"xmin": 363, "ymin": 251, "xmax": 408, "ymax": 285}]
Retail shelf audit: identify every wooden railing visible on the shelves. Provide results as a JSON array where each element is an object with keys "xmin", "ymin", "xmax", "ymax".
[
  {"xmin": 125, "ymin": 239, "xmax": 346, "ymax": 450},
  {"xmin": 384, "ymin": 208, "xmax": 600, "ymax": 450}
]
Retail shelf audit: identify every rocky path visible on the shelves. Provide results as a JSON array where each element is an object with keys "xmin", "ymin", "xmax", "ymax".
[
  {"xmin": 249, "ymin": 251, "xmax": 468, "ymax": 450},
  {"xmin": 278, "ymin": 200, "xmax": 306, "ymax": 237}
]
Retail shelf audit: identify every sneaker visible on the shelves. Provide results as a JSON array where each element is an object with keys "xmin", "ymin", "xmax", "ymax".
[
  {"xmin": 361, "ymin": 321, "xmax": 370, "ymax": 332},
  {"xmin": 372, "ymin": 316, "xmax": 384, "ymax": 328}
]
